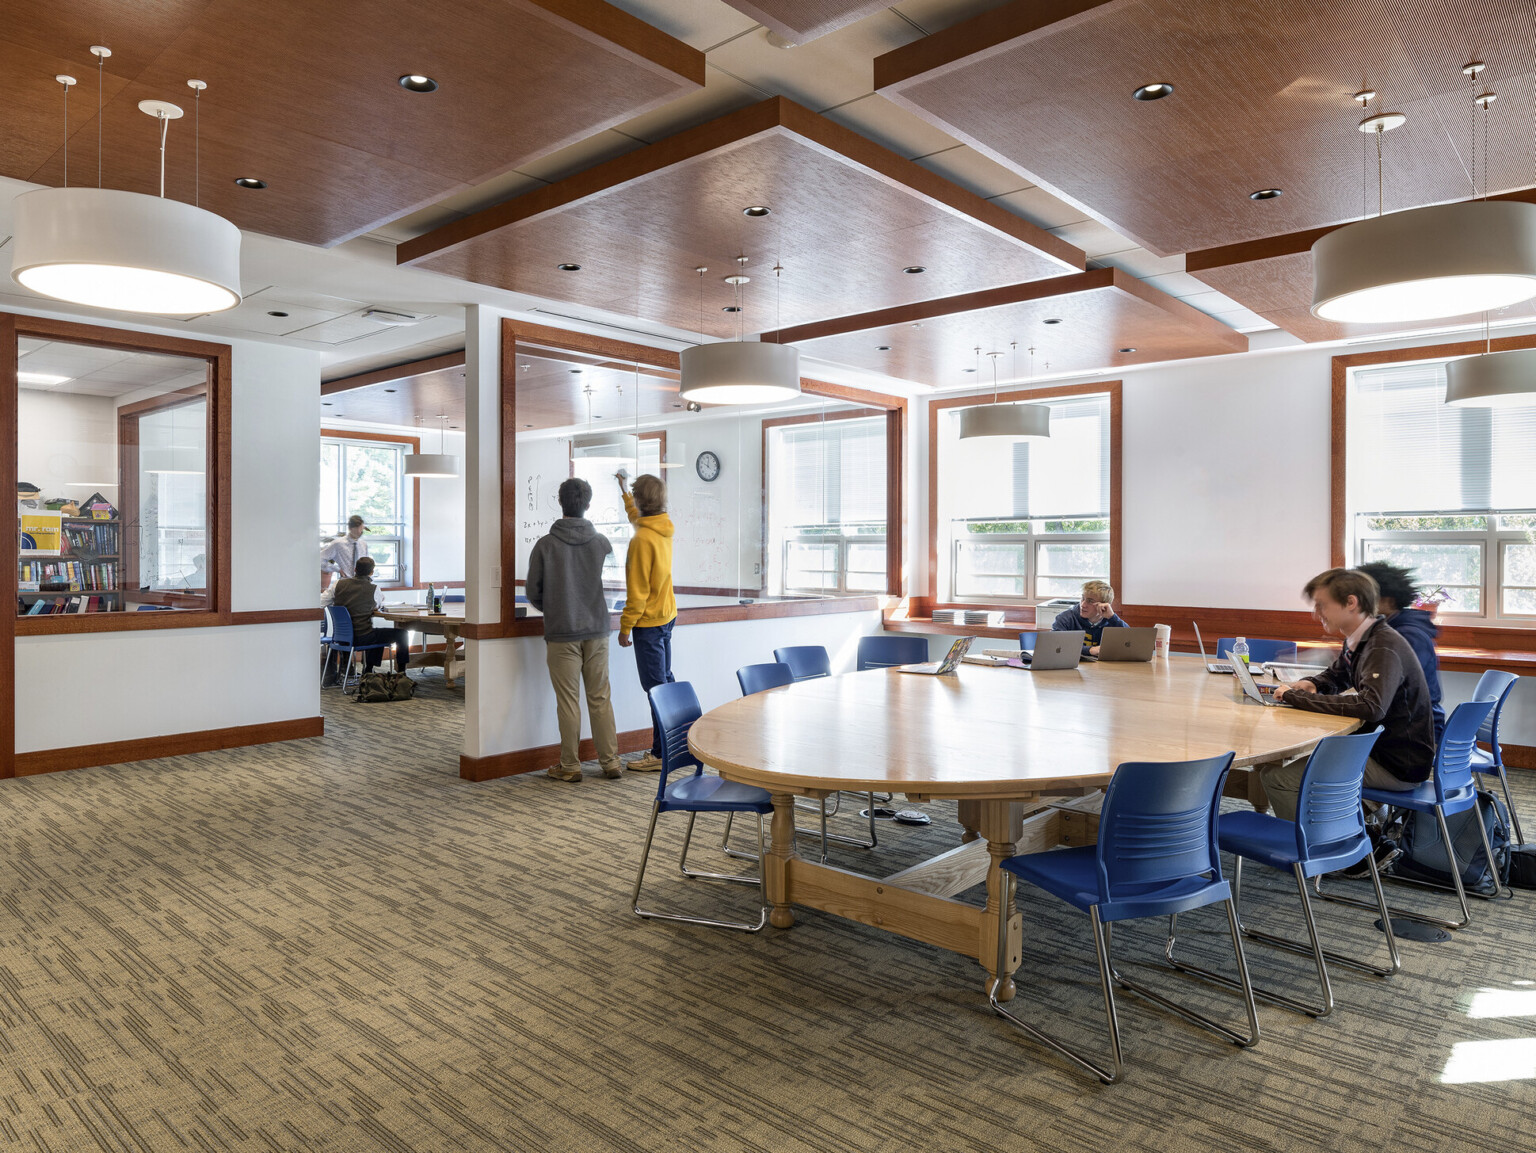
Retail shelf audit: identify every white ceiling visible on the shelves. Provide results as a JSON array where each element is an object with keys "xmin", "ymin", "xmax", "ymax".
[{"xmin": 18, "ymin": 337, "xmax": 208, "ymax": 397}]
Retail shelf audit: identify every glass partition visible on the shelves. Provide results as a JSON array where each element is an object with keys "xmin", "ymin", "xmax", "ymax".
[{"xmin": 17, "ymin": 334, "xmax": 213, "ymax": 616}]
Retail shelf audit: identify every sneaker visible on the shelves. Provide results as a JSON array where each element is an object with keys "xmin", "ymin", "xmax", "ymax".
[
  {"xmin": 627, "ymin": 753, "xmax": 664, "ymax": 772},
  {"xmin": 1336, "ymin": 841, "xmax": 1402, "ymax": 880},
  {"xmin": 547, "ymin": 765, "xmax": 583, "ymax": 783},
  {"xmin": 601, "ymin": 763, "xmax": 625, "ymax": 780}
]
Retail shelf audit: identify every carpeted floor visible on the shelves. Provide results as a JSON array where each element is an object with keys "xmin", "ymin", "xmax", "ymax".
[{"xmin": 0, "ymin": 673, "xmax": 1532, "ymax": 1152}]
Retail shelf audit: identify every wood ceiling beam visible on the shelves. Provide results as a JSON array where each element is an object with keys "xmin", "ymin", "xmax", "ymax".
[
  {"xmin": 874, "ymin": 0, "xmax": 1123, "ymax": 91},
  {"xmin": 519, "ymin": 0, "xmax": 706, "ymax": 86},
  {"xmin": 321, "ymin": 350, "xmax": 466, "ymax": 395},
  {"xmin": 397, "ymin": 96, "xmax": 1084, "ymax": 271}
]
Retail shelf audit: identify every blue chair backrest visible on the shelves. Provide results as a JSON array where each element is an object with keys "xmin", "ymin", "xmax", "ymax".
[
  {"xmin": 324, "ymin": 605, "xmax": 355, "ymax": 644},
  {"xmin": 738, "ymin": 662, "xmax": 794, "ymax": 696},
  {"xmin": 1215, "ymin": 637, "xmax": 1299, "ymax": 664},
  {"xmin": 773, "ymin": 645, "xmax": 832, "ymax": 681},
  {"xmin": 1096, "ymin": 753, "xmax": 1233, "ymax": 898},
  {"xmin": 648, "ymin": 681, "xmax": 704, "ymax": 786},
  {"xmin": 1017, "ymin": 631, "xmax": 1038, "ymax": 650},
  {"xmin": 857, "ymin": 635, "xmax": 930, "ymax": 671},
  {"xmin": 1293, "ymin": 729, "xmax": 1382, "ymax": 859},
  {"xmin": 1470, "ymin": 669, "xmax": 1519, "ymax": 747},
  {"xmin": 443, "ymin": 592, "xmax": 466, "ymax": 603},
  {"xmin": 1435, "ymin": 699, "xmax": 1498, "ymax": 800}
]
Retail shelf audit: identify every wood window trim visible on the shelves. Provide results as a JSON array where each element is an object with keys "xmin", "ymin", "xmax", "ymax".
[
  {"xmin": 8, "ymin": 313, "xmax": 233, "ymax": 637},
  {"xmin": 926, "ymin": 379, "xmax": 1122, "ymax": 605},
  {"xmin": 761, "ymin": 401, "xmax": 904, "ymax": 596},
  {"xmin": 321, "ymin": 427, "xmax": 421, "ymax": 590},
  {"xmin": 496, "ymin": 319, "xmax": 908, "ymax": 638},
  {"xmin": 1330, "ymin": 332, "xmax": 1536, "ymax": 581}
]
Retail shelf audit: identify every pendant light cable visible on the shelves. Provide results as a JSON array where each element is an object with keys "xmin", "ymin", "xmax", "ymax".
[
  {"xmin": 188, "ymin": 80, "xmax": 206, "ymax": 206},
  {"xmin": 156, "ymin": 111, "xmax": 170, "ymax": 198},
  {"xmin": 695, "ymin": 266, "xmax": 707, "ymax": 344},
  {"xmin": 91, "ymin": 45, "xmax": 111, "ymax": 188},
  {"xmin": 56, "ymin": 74, "xmax": 75, "ymax": 187}
]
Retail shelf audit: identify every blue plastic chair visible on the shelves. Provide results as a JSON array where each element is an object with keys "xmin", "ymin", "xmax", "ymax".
[
  {"xmin": 1215, "ymin": 638, "xmax": 1300, "ymax": 665},
  {"xmin": 321, "ymin": 605, "xmax": 389, "ymax": 693},
  {"xmin": 773, "ymin": 645, "xmax": 832, "ymax": 681},
  {"xmin": 1316, "ymin": 698, "xmax": 1502, "ymax": 930},
  {"xmin": 630, "ymin": 682, "xmax": 773, "ymax": 932},
  {"xmin": 737, "ymin": 662, "xmax": 794, "ymax": 696},
  {"xmin": 1017, "ymin": 631, "xmax": 1038, "ymax": 651},
  {"xmin": 443, "ymin": 592, "xmax": 466, "ymax": 603},
  {"xmin": 1468, "ymin": 670, "xmax": 1523, "ymax": 845},
  {"xmin": 857, "ymin": 635, "xmax": 930, "ymax": 670},
  {"xmin": 1170, "ymin": 730, "xmax": 1399, "ymax": 1019},
  {"xmin": 988, "ymin": 753, "xmax": 1259, "ymax": 1084}
]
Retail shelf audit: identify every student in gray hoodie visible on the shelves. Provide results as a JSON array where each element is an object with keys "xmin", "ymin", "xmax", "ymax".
[{"xmin": 526, "ymin": 478, "xmax": 623, "ymax": 782}]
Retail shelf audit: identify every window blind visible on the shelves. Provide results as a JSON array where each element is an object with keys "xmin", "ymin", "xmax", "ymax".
[
  {"xmin": 772, "ymin": 415, "xmax": 886, "ymax": 527},
  {"xmin": 945, "ymin": 393, "xmax": 1110, "ymax": 521},
  {"xmin": 1351, "ymin": 360, "xmax": 1536, "ymax": 514}
]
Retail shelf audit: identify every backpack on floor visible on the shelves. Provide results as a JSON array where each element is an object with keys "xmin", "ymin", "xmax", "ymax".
[
  {"xmin": 1510, "ymin": 845, "xmax": 1536, "ymax": 891},
  {"xmin": 353, "ymin": 671, "xmax": 416, "ymax": 702},
  {"xmin": 1386, "ymin": 788, "xmax": 1509, "ymax": 897}
]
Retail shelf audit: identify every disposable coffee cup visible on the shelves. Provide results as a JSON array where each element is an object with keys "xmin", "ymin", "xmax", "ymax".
[{"xmin": 1153, "ymin": 623, "xmax": 1172, "ymax": 658}]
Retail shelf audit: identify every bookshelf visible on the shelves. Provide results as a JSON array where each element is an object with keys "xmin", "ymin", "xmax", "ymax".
[{"xmin": 18, "ymin": 516, "xmax": 124, "ymax": 615}]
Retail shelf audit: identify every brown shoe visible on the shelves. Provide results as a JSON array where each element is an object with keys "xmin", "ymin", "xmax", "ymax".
[
  {"xmin": 547, "ymin": 765, "xmax": 583, "ymax": 782},
  {"xmin": 601, "ymin": 763, "xmax": 625, "ymax": 779},
  {"xmin": 627, "ymin": 753, "xmax": 663, "ymax": 772}
]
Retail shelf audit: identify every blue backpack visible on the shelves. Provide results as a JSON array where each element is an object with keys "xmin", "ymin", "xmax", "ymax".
[{"xmin": 1388, "ymin": 789, "xmax": 1510, "ymax": 897}]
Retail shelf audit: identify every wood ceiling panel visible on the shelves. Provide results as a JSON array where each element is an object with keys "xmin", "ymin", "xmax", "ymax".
[
  {"xmin": 714, "ymin": 0, "xmax": 894, "ymax": 44},
  {"xmin": 402, "ymin": 97, "xmax": 1084, "ymax": 335},
  {"xmin": 0, "ymin": 0, "xmax": 703, "ymax": 246},
  {"xmin": 769, "ymin": 267, "xmax": 1246, "ymax": 383},
  {"xmin": 513, "ymin": 350, "xmax": 685, "ymax": 431},
  {"xmin": 322, "ymin": 360, "xmax": 467, "ymax": 428},
  {"xmin": 876, "ymin": 0, "xmax": 1536, "ymax": 257}
]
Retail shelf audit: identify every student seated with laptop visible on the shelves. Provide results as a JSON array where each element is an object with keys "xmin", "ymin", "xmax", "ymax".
[
  {"xmin": 1260, "ymin": 568, "xmax": 1436, "ymax": 825},
  {"xmin": 1052, "ymin": 580, "xmax": 1129, "ymax": 656}
]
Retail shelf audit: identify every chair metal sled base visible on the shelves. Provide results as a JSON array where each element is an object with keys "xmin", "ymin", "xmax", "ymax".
[
  {"xmin": 1167, "ymin": 855, "xmax": 1400, "ymax": 1019},
  {"xmin": 632, "ymin": 806, "xmax": 769, "ymax": 932},
  {"xmin": 986, "ymin": 876, "xmax": 1259, "ymax": 1085}
]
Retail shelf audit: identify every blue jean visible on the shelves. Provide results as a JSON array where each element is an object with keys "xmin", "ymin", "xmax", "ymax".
[{"xmin": 632, "ymin": 618, "xmax": 676, "ymax": 756}]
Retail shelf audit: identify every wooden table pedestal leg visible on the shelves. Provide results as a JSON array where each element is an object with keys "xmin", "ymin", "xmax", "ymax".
[
  {"xmin": 957, "ymin": 799, "xmax": 981, "ymax": 844},
  {"xmin": 766, "ymin": 793, "xmax": 798, "ymax": 929},
  {"xmin": 980, "ymin": 799, "xmax": 1025, "ymax": 1001}
]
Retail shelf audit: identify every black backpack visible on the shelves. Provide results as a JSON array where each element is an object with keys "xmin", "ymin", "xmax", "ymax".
[
  {"xmin": 1387, "ymin": 789, "xmax": 1510, "ymax": 897},
  {"xmin": 352, "ymin": 671, "xmax": 417, "ymax": 703}
]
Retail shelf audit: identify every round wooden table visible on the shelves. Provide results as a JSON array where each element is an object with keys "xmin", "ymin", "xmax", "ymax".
[{"xmin": 688, "ymin": 657, "xmax": 1357, "ymax": 997}]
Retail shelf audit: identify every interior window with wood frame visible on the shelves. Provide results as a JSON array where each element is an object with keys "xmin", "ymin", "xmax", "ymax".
[
  {"xmin": 933, "ymin": 386, "xmax": 1117, "ymax": 606},
  {"xmin": 17, "ymin": 333, "xmax": 217, "ymax": 617}
]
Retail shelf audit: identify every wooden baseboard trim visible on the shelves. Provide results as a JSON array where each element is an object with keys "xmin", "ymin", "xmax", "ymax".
[
  {"xmin": 231, "ymin": 609, "xmax": 323, "ymax": 625},
  {"xmin": 461, "ymin": 727, "xmax": 652, "ymax": 782},
  {"xmin": 1503, "ymin": 744, "xmax": 1536, "ymax": 771},
  {"xmin": 13, "ymin": 716, "xmax": 325, "ymax": 778}
]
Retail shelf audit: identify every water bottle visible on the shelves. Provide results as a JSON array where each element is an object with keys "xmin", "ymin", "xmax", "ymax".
[
  {"xmin": 1232, "ymin": 637, "xmax": 1250, "ymax": 667},
  {"xmin": 426, "ymin": 583, "xmax": 436, "ymax": 614}
]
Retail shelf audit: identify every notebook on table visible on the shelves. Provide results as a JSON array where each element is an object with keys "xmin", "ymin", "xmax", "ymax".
[{"xmin": 898, "ymin": 636, "xmax": 973, "ymax": 676}]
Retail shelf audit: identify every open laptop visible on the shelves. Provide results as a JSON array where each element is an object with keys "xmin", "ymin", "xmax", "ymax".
[
  {"xmin": 1193, "ymin": 622, "xmax": 1235, "ymax": 674},
  {"xmin": 1095, "ymin": 626, "xmax": 1157, "ymax": 662},
  {"xmin": 1229, "ymin": 653, "xmax": 1286, "ymax": 706},
  {"xmin": 1008, "ymin": 630, "xmax": 1084, "ymax": 671},
  {"xmin": 897, "ymin": 635, "xmax": 973, "ymax": 676}
]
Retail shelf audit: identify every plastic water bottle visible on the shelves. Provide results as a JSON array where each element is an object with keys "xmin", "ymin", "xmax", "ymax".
[
  {"xmin": 1232, "ymin": 637, "xmax": 1250, "ymax": 667},
  {"xmin": 426, "ymin": 583, "xmax": 436, "ymax": 613}
]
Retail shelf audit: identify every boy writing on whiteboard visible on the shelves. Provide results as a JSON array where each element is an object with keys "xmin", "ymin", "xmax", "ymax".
[{"xmin": 616, "ymin": 472, "xmax": 678, "ymax": 772}]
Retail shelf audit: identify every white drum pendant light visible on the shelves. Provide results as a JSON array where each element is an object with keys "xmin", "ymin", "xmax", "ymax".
[
  {"xmin": 679, "ymin": 341, "xmax": 801, "ymax": 405},
  {"xmin": 958, "ymin": 345, "xmax": 1051, "ymax": 440},
  {"xmin": 406, "ymin": 415, "xmax": 459, "ymax": 477},
  {"xmin": 11, "ymin": 65, "xmax": 241, "ymax": 315},
  {"xmin": 1446, "ymin": 346, "xmax": 1536, "ymax": 406}
]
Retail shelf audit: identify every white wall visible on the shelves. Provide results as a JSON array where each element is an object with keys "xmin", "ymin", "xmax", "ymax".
[
  {"xmin": 17, "ymin": 390, "xmax": 117, "ymax": 496},
  {"xmin": 14, "ymin": 315, "xmax": 322, "ymax": 753},
  {"xmin": 416, "ymin": 430, "xmax": 465, "ymax": 585}
]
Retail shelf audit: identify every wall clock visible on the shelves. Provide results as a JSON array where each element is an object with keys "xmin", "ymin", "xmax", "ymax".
[{"xmin": 695, "ymin": 450, "xmax": 721, "ymax": 482}]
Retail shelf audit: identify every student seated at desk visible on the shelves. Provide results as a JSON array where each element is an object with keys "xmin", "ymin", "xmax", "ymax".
[
  {"xmin": 321, "ymin": 556, "xmax": 410, "ymax": 685},
  {"xmin": 1052, "ymin": 579, "xmax": 1129, "ymax": 656}
]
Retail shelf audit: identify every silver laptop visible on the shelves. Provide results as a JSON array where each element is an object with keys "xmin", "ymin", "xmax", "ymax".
[
  {"xmin": 1194, "ymin": 622, "xmax": 1235, "ymax": 674},
  {"xmin": 1096, "ymin": 627, "xmax": 1157, "ymax": 662},
  {"xmin": 1229, "ymin": 654, "xmax": 1286, "ymax": 706},
  {"xmin": 1008, "ymin": 630, "xmax": 1084, "ymax": 671},
  {"xmin": 898, "ymin": 636, "xmax": 973, "ymax": 676}
]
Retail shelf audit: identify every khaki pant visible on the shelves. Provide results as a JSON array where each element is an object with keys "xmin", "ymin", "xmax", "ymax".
[
  {"xmin": 1259, "ymin": 754, "xmax": 1416, "ymax": 822},
  {"xmin": 546, "ymin": 638, "xmax": 621, "ymax": 774}
]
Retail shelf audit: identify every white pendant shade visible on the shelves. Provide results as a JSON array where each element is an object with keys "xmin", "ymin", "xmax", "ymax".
[
  {"xmin": 12, "ymin": 186, "xmax": 242, "ymax": 315},
  {"xmin": 1445, "ymin": 347, "xmax": 1536, "ymax": 407},
  {"xmin": 958, "ymin": 402, "xmax": 1051, "ymax": 440},
  {"xmin": 1311, "ymin": 200, "xmax": 1536, "ymax": 323},
  {"xmin": 679, "ymin": 341, "xmax": 800, "ymax": 405},
  {"xmin": 404, "ymin": 453, "xmax": 459, "ymax": 478}
]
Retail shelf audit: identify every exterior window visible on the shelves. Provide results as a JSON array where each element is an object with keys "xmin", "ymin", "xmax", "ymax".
[
  {"xmin": 937, "ymin": 393, "xmax": 1111, "ymax": 603},
  {"xmin": 766, "ymin": 414, "xmax": 887, "ymax": 596},
  {"xmin": 320, "ymin": 437, "xmax": 407, "ymax": 585},
  {"xmin": 1349, "ymin": 360, "xmax": 1536, "ymax": 623}
]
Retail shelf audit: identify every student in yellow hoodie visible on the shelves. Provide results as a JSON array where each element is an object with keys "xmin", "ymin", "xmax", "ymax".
[{"xmin": 616, "ymin": 471, "xmax": 677, "ymax": 771}]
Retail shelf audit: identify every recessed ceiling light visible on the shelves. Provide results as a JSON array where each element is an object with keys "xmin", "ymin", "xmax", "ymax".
[
  {"xmin": 399, "ymin": 74, "xmax": 438, "ymax": 93},
  {"xmin": 234, "ymin": 177, "xmax": 266, "ymax": 189},
  {"xmin": 18, "ymin": 371, "xmax": 71, "ymax": 386},
  {"xmin": 876, "ymin": 345, "xmax": 891, "ymax": 351},
  {"xmin": 267, "ymin": 310, "xmax": 288, "ymax": 317},
  {"xmin": 1250, "ymin": 188, "xmax": 1283, "ymax": 200},
  {"xmin": 1119, "ymin": 347, "xmax": 1137, "ymax": 353},
  {"xmin": 557, "ymin": 263, "xmax": 581, "ymax": 271},
  {"xmin": 1133, "ymin": 82, "xmax": 1173, "ymax": 101},
  {"xmin": 672, "ymin": 403, "xmax": 681, "ymax": 408},
  {"xmin": 903, "ymin": 266, "xmax": 926, "ymax": 274},
  {"xmin": 322, "ymin": 402, "xmax": 333, "ymax": 406},
  {"xmin": 963, "ymin": 368, "xmax": 976, "ymax": 373},
  {"xmin": 723, "ymin": 305, "xmax": 742, "ymax": 312},
  {"xmin": 743, "ymin": 205, "xmax": 771, "ymax": 217},
  {"xmin": 519, "ymin": 363, "xmax": 531, "ymax": 370},
  {"xmin": 384, "ymin": 388, "xmax": 396, "ymax": 393},
  {"xmin": 569, "ymin": 368, "xmax": 582, "ymax": 374},
  {"xmin": 1043, "ymin": 318, "xmax": 1062, "ymax": 324}
]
